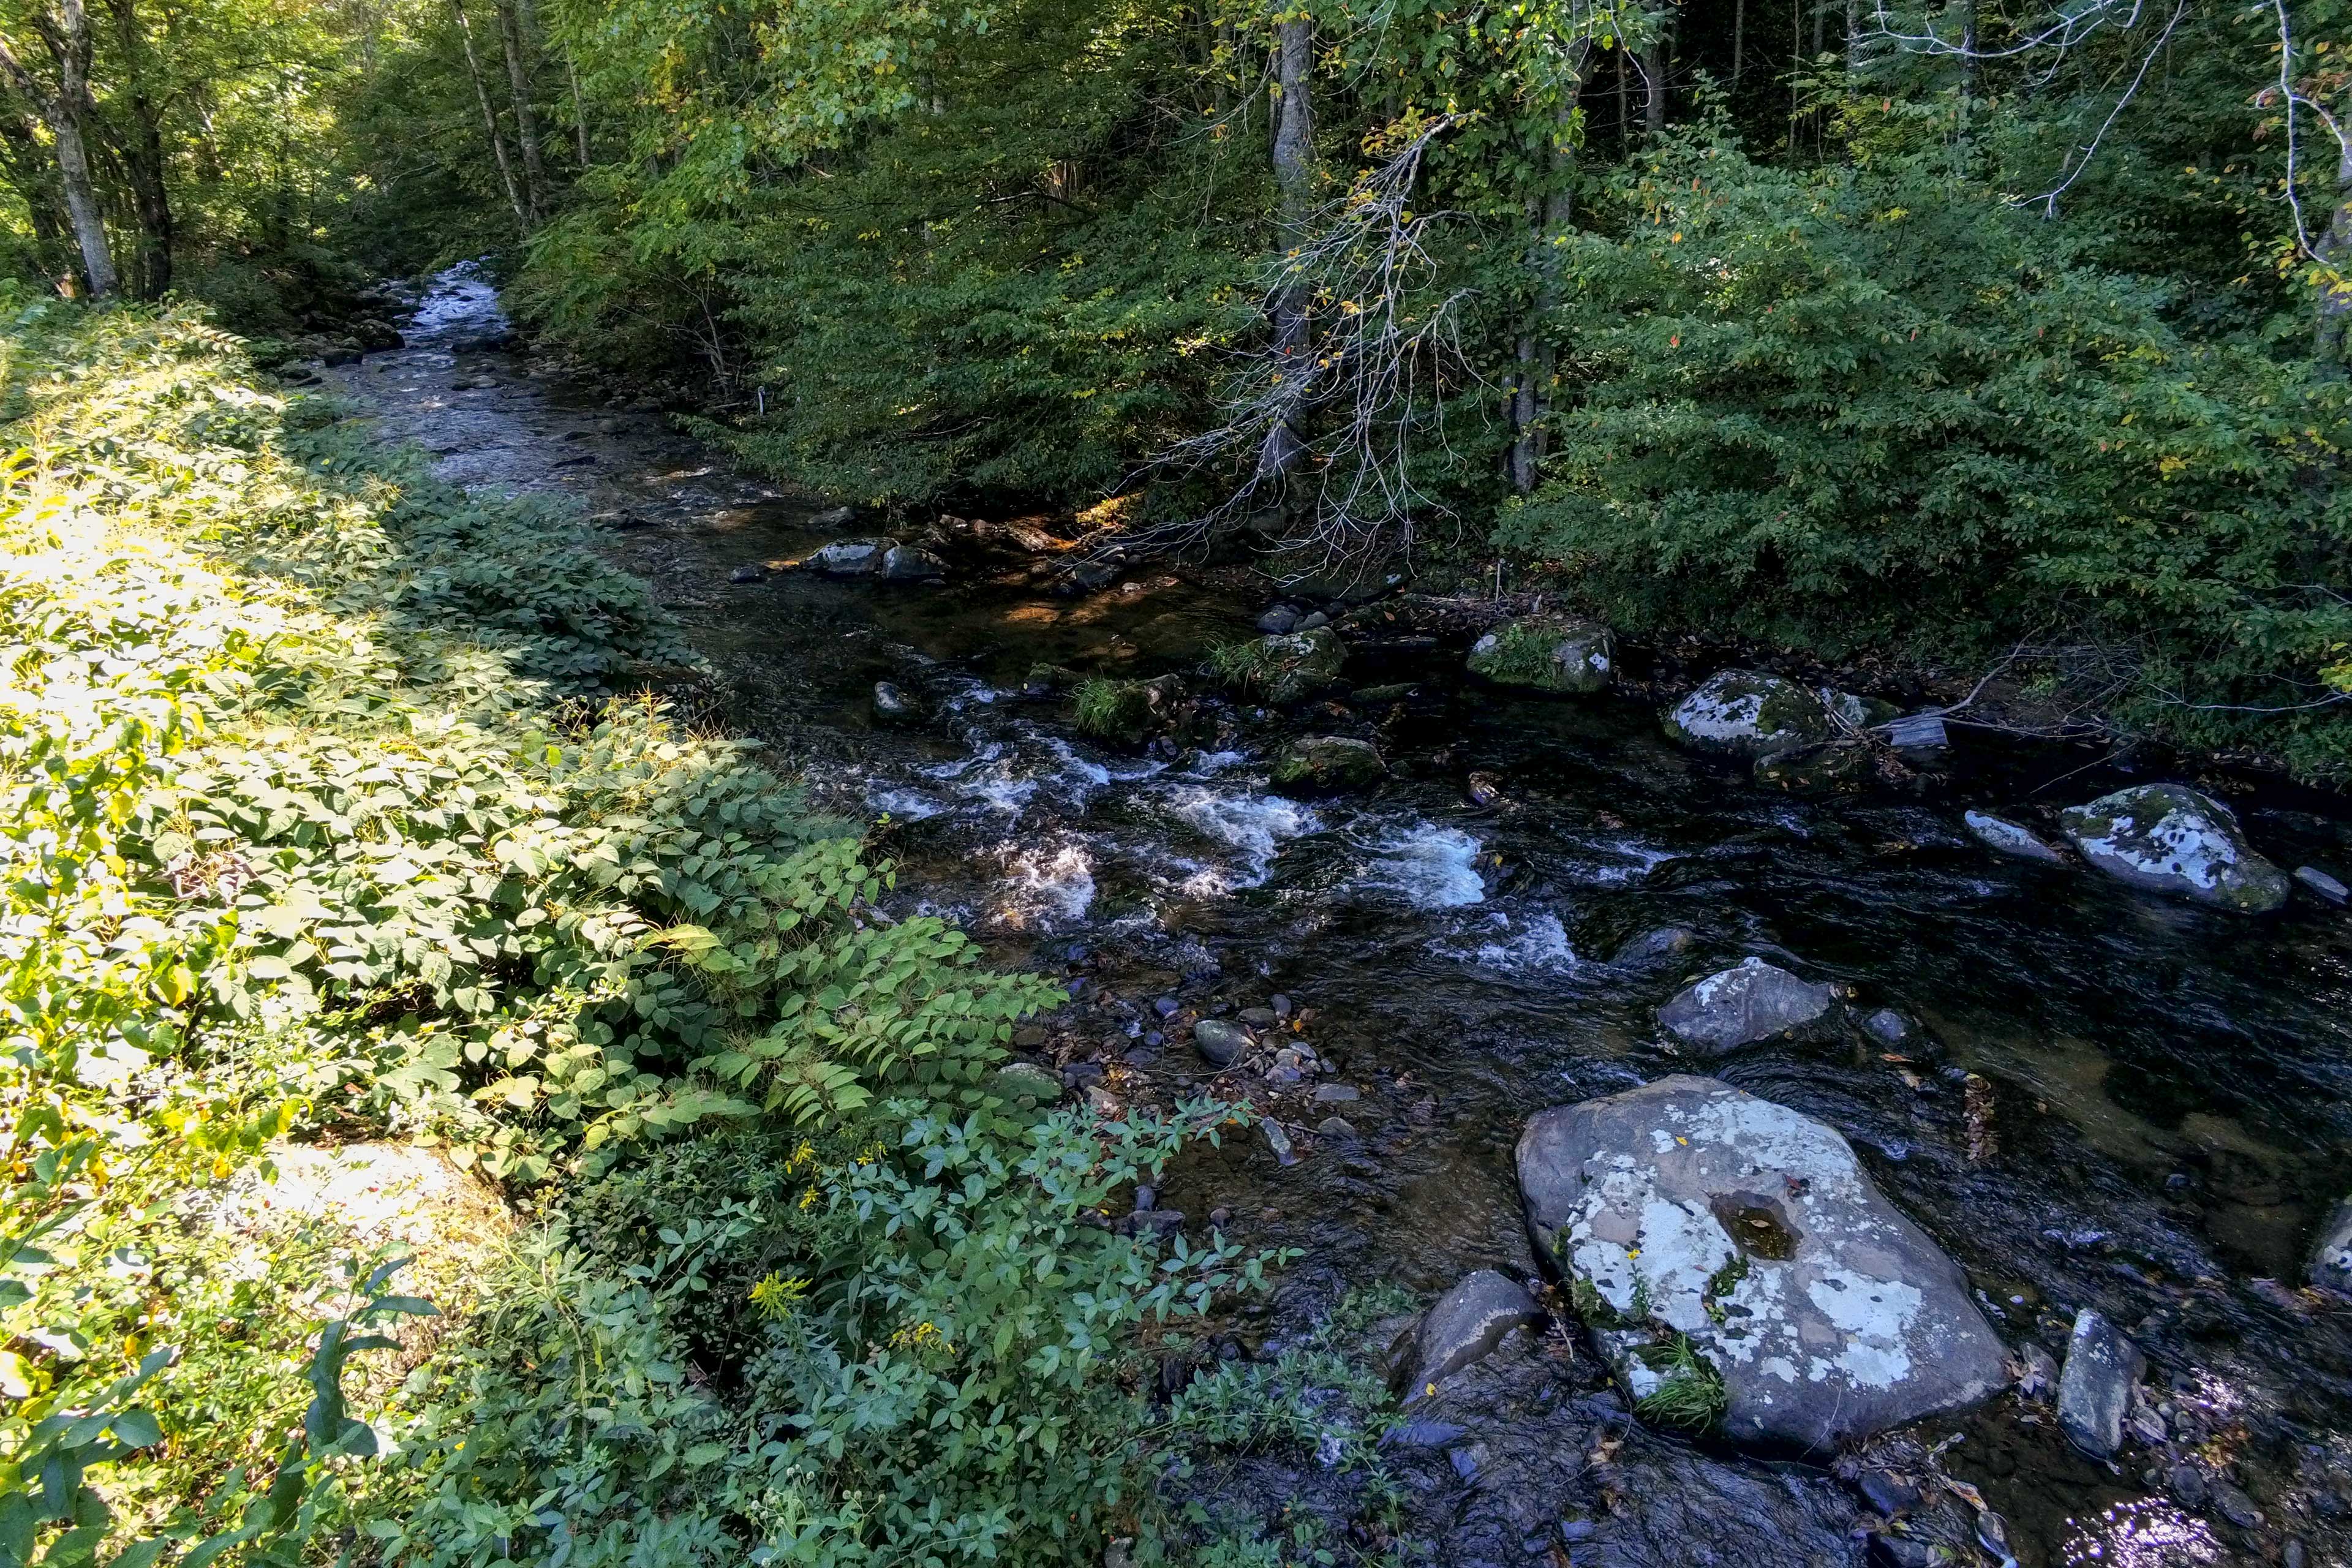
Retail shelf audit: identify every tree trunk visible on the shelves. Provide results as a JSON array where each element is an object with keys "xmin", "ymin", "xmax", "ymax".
[
  {"xmin": 492, "ymin": 0, "xmax": 548, "ymax": 219},
  {"xmin": 565, "ymin": 45, "xmax": 589, "ymax": 167},
  {"xmin": 0, "ymin": 101, "xmax": 76, "ymax": 288},
  {"xmin": 0, "ymin": 12, "xmax": 116, "ymax": 297},
  {"xmin": 2315, "ymin": 124, "xmax": 2352, "ymax": 365},
  {"xmin": 1640, "ymin": 6, "xmax": 1671, "ymax": 135},
  {"xmin": 100, "ymin": 0, "xmax": 170, "ymax": 296},
  {"xmin": 1732, "ymin": 0, "xmax": 1745, "ymax": 88},
  {"xmin": 1512, "ymin": 46, "xmax": 1593, "ymax": 494},
  {"xmin": 1261, "ymin": 9, "xmax": 1315, "ymax": 478},
  {"xmin": 451, "ymin": 0, "xmax": 529, "ymax": 230}
]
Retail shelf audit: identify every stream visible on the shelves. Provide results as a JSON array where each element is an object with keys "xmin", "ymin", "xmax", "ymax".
[{"xmin": 326, "ymin": 266, "xmax": 2352, "ymax": 1568}]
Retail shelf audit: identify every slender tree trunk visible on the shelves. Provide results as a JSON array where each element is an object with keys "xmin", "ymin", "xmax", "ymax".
[
  {"xmin": 1261, "ymin": 8, "xmax": 1315, "ymax": 479},
  {"xmin": 1956, "ymin": 0, "xmax": 1977, "ymax": 97},
  {"xmin": 1512, "ymin": 47, "xmax": 1593, "ymax": 494},
  {"xmin": 0, "ymin": 102, "xmax": 76, "ymax": 288},
  {"xmin": 565, "ymin": 45, "xmax": 589, "ymax": 167},
  {"xmin": 451, "ymin": 0, "xmax": 529, "ymax": 230},
  {"xmin": 492, "ymin": 0, "xmax": 548, "ymax": 219},
  {"xmin": 100, "ymin": 0, "xmax": 170, "ymax": 296},
  {"xmin": 1640, "ymin": 6, "xmax": 1670, "ymax": 135},
  {"xmin": 1616, "ymin": 48, "xmax": 1629, "ymax": 138},
  {"xmin": 1732, "ymin": 0, "xmax": 1745, "ymax": 88}
]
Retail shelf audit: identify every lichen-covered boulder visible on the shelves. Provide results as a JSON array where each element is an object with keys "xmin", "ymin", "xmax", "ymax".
[
  {"xmin": 2059, "ymin": 783, "xmax": 2288, "ymax": 913},
  {"xmin": 1248, "ymin": 627, "xmax": 1348, "ymax": 704},
  {"xmin": 880, "ymin": 543, "xmax": 949, "ymax": 581},
  {"xmin": 1657, "ymin": 958, "xmax": 1836, "ymax": 1052},
  {"xmin": 805, "ymin": 537, "xmax": 897, "ymax": 576},
  {"xmin": 1662, "ymin": 671, "xmax": 1834, "ymax": 761},
  {"xmin": 1516, "ymin": 1076, "xmax": 2007, "ymax": 1453},
  {"xmin": 1270, "ymin": 735, "xmax": 1385, "ymax": 793},
  {"xmin": 1466, "ymin": 615, "xmax": 1615, "ymax": 694}
]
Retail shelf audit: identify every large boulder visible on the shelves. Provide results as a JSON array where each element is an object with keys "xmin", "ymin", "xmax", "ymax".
[
  {"xmin": 2059, "ymin": 783, "xmax": 2289, "ymax": 913},
  {"xmin": 880, "ymin": 543, "xmax": 949, "ymax": 581},
  {"xmin": 2310, "ymin": 1197, "xmax": 2352, "ymax": 1293},
  {"xmin": 1661, "ymin": 671, "xmax": 1835, "ymax": 761},
  {"xmin": 1395, "ymin": 1270, "xmax": 1545, "ymax": 1400},
  {"xmin": 1270, "ymin": 735, "xmax": 1385, "ymax": 793},
  {"xmin": 1466, "ymin": 614, "xmax": 1615, "ymax": 694},
  {"xmin": 1516, "ymin": 1076, "xmax": 2007, "ymax": 1453},
  {"xmin": 805, "ymin": 537, "xmax": 897, "ymax": 576},
  {"xmin": 1657, "ymin": 958, "xmax": 1836, "ymax": 1052}
]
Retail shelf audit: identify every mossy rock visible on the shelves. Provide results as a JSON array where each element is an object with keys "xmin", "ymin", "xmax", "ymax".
[
  {"xmin": 2059, "ymin": 783, "xmax": 2289, "ymax": 913},
  {"xmin": 1754, "ymin": 742, "xmax": 1876, "ymax": 794},
  {"xmin": 1661, "ymin": 670, "xmax": 1833, "ymax": 761},
  {"xmin": 1074, "ymin": 673, "xmax": 1186, "ymax": 744},
  {"xmin": 1257, "ymin": 627, "xmax": 1346, "ymax": 704},
  {"xmin": 1270, "ymin": 735, "xmax": 1385, "ymax": 794},
  {"xmin": 982, "ymin": 1061, "xmax": 1065, "ymax": 1118},
  {"xmin": 1466, "ymin": 614, "xmax": 1615, "ymax": 694}
]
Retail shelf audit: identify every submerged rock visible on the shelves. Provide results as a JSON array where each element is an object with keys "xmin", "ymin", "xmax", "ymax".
[
  {"xmin": 2297, "ymin": 864, "xmax": 2350, "ymax": 904},
  {"xmin": 1396, "ymin": 1270, "xmax": 1545, "ymax": 1398},
  {"xmin": 1466, "ymin": 614, "xmax": 1616, "ymax": 695},
  {"xmin": 1270, "ymin": 735, "xmax": 1385, "ymax": 793},
  {"xmin": 1965, "ymin": 810, "xmax": 2068, "ymax": 865},
  {"xmin": 728, "ymin": 563, "xmax": 763, "ymax": 584},
  {"xmin": 2056, "ymin": 1308, "xmax": 2144, "ymax": 1458},
  {"xmin": 1255, "ymin": 604, "xmax": 1300, "ymax": 635},
  {"xmin": 2059, "ymin": 783, "xmax": 2289, "ymax": 913},
  {"xmin": 805, "ymin": 537, "xmax": 897, "ymax": 576},
  {"xmin": 1516, "ymin": 1076, "xmax": 2007, "ymax": 1452},
  {"xmin": 1754, "ymin": 742, "xmax": 1875, "ymax": 795},
  {"xmin": 2309, "ymin": 1197, "xmax": 2352, "ymax": 1292},
  {"xmin": 809, "ymin": 504, "xmax": 856, "ymax": 529},
  {"xmin": 1657, "ymin": 957, "xmax": 1836, "ymax": 1052},
  {"xmin": 872, "ymin": 681, "xmax": 918, "ymax": 723},
  {"xmin": 1613, "ymin": 925, "xmax": 1697, "ymax": 968},
  {"xmin": 1662, "ymin": 671, "xmax": 1835, "ymax": 761}
]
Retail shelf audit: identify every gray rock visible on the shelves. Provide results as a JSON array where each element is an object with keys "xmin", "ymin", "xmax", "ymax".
[
  {"xmin": 1466, "ymin": 614, "xmax": 1616, "ymax": 695},
  {"xmin": 880, "ymin": 543, "xmax": 949, "ymax": 581},
  {"xmin": 1237, "ymin": 1006, "xmax": 1278, "ymax": 1028},
  {"xmin": 2059, "ymin": 783, "xmax": 2289, "ymax": 913},
  {"xmin": 1661, "ymin": 671, "xmax": 1834, "ymax": 761},
  {"xmin": 1296, "ymin": 610, "xmax": 1329, "ymax": 630},
  {"xmin": 1823, "ymin": 690, "xmax": 1901, "ymax": 729},
  {"xmin": 1400, "ymin": 1271, "xmax": 1545, "ymax": 1398},
  {"xmin": 2212, "ymin": 1483, "xmax": 2262, "ymax": 1529},
  {"xmin": 2056, "ymin": 1308, "xmax": 2144, "ymax": 1458},
  {"xmin": 872, "ymin": 681, "xmax": 918, "ymax": 723},
  {"xmin": 809, "ymin": 504, "xmax": 856, "ymax": 528},
  {"xmin": 1965, "ymin": 810, "xmax": 2069, "ymax": 865},
  {"xmin": 984, "ymin": 1060, "xmax": 1063, "ymax": 1111},
  {"xmin": 728, "ymin": 563, "xmax": 763, "ymax": 584},
  {"xmin": 1193, "ymin": 1018, "xmax": 1251, "ymax": 1066},
  {"xmin": 1313, "ymin": 1083, "xmax": 1360, "ymax": 1104},
  {"xmin": 2309, "ymin": 1197, "xmax": 2352, "ymax": 1292},
  {"xmin": 1316, "ymin": 1116, "xmax": 1358, "ymax": 1139},
  {"xmin": 1262, "ymin": 1120, "xmax": 1298, "ymax": 1164},
  {"xmin": 1246, "ymin": 627, "xmax": 1347, "ymax": 704},
  {"xmin": 805, "ymin": 537, "xmax": 897, "ymax": 576},
  {"xmin": 2297, "ymin": 864, "xmax": 2350, "ymax": 904},
  {"xmin": 1657, "ymin": 958, "xmax": 1836, "ymax": 1052},
  {"xmin": 1270, "ymin": 735, "xmax": 1385, "ymax": 793},
  {"xmin": 1611, "ymin": 926, "xmax": 1697, "ymax": 968},
  {"xmin": 1256, "ymin": 605, "xmax": 1301, "ymax": 635},
  {"xmin": 2167, "ymin": 1463, "xmax": 2209, "ymax": 1510},
  {"xmin": 1517, "ymin": 1076, "xmax": 2007, "ymax": 1452},
  {"xmin": 1861, "ymin": 1008, "xmax": 1911, "ymax": 1046},
  {"xmin": 2015, "ymin": 1342, "xmax": 2059, "ymax": 1398}
]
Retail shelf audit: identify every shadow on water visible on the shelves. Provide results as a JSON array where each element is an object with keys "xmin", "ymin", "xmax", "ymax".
[{"xmin": 330, "ymin": 267, "xmax": 2352, "ymax": 1568}]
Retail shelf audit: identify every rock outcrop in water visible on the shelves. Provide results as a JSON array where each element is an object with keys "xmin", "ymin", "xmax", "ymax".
[
  {"xmin": 1270, "ymin": 735, "xmax": 1384, "ymax": 793},
  {"xmin": 1517, "ymin": 1076, "xmax": 2008, "ymax": 1452},
  {"xmin": 1394, "ymin": 1270, "xmax": 1546, "ymax": 1399},
  {"xmin": 1465, "ymin": 614, "xmax": 1615, "ymax": 694},
  {"xmin": 2056, "ymin": 1308, "xmax": 2144, "ymax": 1458},
  {"xmin": 1965, "ymin": 809, "xmax": 2069, "ymax": 864},
  {"xmin": 1240, "ymin": 626, "xmax": 1347, "ymax": 704},
  {"xmin": 804, "ymin": 537, "xmax": 895, "ymax": 576},
  {"xmin": 2059, "ymin": 783, "xmax": 2290, "ymax": 913},
  {"xmin": 2310, "ymin": 1199, "xmax": 2352, "ymax": 1293},
  {"xmin": 1657, "ymin": 957, "xmax": 1837, "ymax": 1051},
  {"xmin": 1661, "ymin": 671, "xmax": 1836, "ymax": 761}
]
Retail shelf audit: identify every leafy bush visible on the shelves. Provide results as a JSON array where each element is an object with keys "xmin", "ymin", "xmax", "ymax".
[{"xmin": 1504, "ymin": 124, "xmax": 2352, "ymax": 774}]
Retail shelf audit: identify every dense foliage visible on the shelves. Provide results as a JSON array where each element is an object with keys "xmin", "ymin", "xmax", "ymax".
[{"xmin": 0, "ymin": 303, "xmax": 1313, "ymax": 1568}]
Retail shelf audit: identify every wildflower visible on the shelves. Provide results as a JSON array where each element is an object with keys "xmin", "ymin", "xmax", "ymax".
[{"xmin": 749, "ymin": 1272, "xmax": 809, "ymax": 1322}]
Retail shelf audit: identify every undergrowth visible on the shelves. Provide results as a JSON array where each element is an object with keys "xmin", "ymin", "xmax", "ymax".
[{"xmin": 0, "ymin": 298, "xmax": 1278, "ymax": 1567}]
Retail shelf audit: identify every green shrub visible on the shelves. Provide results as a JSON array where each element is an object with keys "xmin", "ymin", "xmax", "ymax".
[{"xmin": 1505, "ymin": 124, "xmax": 2352, "ymax": 776}]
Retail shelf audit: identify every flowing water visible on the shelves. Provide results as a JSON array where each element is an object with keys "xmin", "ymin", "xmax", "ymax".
[{"xmin": 329, "ymin": 267, "xmax": 2352, "ymax": 1567}]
